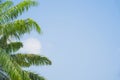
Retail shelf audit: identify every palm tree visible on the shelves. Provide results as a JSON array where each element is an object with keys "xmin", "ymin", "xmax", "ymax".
[{"xmin": 0, "ymin": 0, "xmax": 51, "ymax": 80}]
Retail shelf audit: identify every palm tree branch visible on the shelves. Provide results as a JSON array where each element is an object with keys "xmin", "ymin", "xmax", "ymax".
[
  {"xmin": 0, "ymin": 52, "xmax": 29, "ymax": 80},
  {"xmin": 0, "ymin": 18, "xmax": 41, "ymax": 39},
  {"xmin": 0, "ymin": 1, "xmax": 13, "ymax": 15},
  {"xmin": 11, "ymin": 54, "xmax": 52, "ymax": 67},
  {"xmin": 0, "ymin": 0, "xmax": 38, "ymax": 24},
  {"xmin": 24, "ymin": 70, "xmax": 45, "ymax": 80},
  {"xmin": 6, "ymin": 42, "xmax": 23, "ymax": 53}
]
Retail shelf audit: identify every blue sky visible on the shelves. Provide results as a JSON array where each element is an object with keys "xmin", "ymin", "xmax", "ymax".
[{"xmin": 15, "ymin": 0, "xmax": 120, "ymax": 80}]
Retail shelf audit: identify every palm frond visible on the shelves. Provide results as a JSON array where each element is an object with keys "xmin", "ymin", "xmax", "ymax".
[
  {"xmin": 29, "ymin": 72, "xmax": 45, "ymax": 80},
  {"xmin": 0, "ymin": 53, "xmax": 22, "ymax": 80},
  {"xmin": 0, "ymin": 51, "xmax": 31, "ymax": 80},
  {"xmin": 24, "ymin": 70, "xmax": 45, "ymax": 80},
  {"xmin": 6, "ymin": 42, "xmax": 23, "ymax": 53},
  {"xmin": 0, "ymin": 36, "xmax": 23, "ymax": 53},
  {"xmin": 11, "ymin": 54, "xmax": 52, "ymax": 67},
  {"xmin": 0, "ymin": 0, "xmax": 38, "ymax": 24},
  {"xmin": 0, "ymin": 1, "xmax": 13, "ymax": 15},
  {"xmin": 0, "ymin": 18, "xmax": 41, "ymax": 39}
]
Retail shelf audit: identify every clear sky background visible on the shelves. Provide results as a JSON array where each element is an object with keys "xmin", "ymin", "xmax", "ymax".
[{"xmin": 14, "ymin": 0, "xmax": 120, "ymax": 80}]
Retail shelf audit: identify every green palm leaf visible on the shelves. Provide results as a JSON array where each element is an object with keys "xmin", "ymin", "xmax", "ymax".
[
  {"xmin": 23, "ymin": 70, "xmax": 45, "ymax": 80},
  {"xmin": 0, "ymin": 1, "xmax": 13, "ymax": 15},
  {"xmin": 28, "ymin": 71, "xmax": 45, "ymax": 80},
  {"xmin": 6, "ymin": 42, "xmax": 23, "ymax": 53},
  {"xmin": 0, "ymin": 0, "xmax": 38, "ymax": 24},
  {"xmin": 0, "ymin": 36, "xmax": 23, "ymax": 53},
  {"xmin": 0, "ymin": 18, "xmax": 41, "ymax": 39},
  {"xmin": 0, "ymin": 52, "xmax": 30, "ymax": 80},
  {"xmin": 11, "ymin": 54, "xmax": 52, "ymax": 67}
]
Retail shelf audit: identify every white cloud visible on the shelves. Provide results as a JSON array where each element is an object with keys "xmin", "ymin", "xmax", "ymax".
[{"xmin": 18, "ymin": 38, "xmax": 42, "ymax": 54}]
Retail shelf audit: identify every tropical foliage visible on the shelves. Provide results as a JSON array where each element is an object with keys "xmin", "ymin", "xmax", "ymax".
[{"xmin": 0, "ymin": 0, "xmax": 51, "ymax": 80}]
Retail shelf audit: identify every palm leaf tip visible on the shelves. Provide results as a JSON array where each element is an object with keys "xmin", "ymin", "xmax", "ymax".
[
  {"xmin": 27, "ymin": 18, "xmax": 41, "ymax": 33},
  {"xmin": 29, "ymin": 72, "xmax": 45, "ymax": 80}
]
